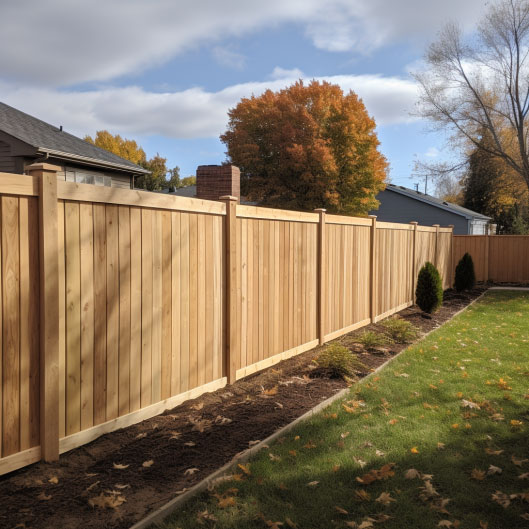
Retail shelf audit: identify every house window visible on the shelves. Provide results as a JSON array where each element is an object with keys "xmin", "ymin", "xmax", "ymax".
[{"xmin": 67, "ymin": 166, "xmax": 112, "ymax": 187}]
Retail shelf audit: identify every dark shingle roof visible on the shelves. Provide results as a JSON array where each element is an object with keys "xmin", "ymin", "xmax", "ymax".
[
  {"xmin": 0, "ymin": 102, "xmax": 149, "ymax": 174},
  {"xmin": 386, "ymin": 184, "xmax": 491, "ymax": 220}
]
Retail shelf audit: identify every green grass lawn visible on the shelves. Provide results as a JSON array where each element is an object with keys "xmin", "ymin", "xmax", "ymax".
[{"xmin": 160, "ymin": 290, "xmax": 529, "ymax": 529}]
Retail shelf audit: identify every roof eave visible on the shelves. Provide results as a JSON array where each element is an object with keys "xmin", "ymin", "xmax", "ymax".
[
  {"xmin": 385, "ymin": 186, "xmax": 491, "ymax": 221},
  {"xmin": 37, "ymin": 147, "xmax": 151, "ymax": 175}
]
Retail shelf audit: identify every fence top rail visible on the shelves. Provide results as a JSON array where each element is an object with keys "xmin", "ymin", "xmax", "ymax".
[
  {"xmin": 325, "ymin": 214, "xmax": 372, "ymax": 227},
  {"xmin": 0, "ymin": 172, "xmax": 39, "ymax": 196},
  {"xmin": 377, "ymin": 221, "xmax": 415, "ymax": 231},
  {"xmin": 416, "ymin": 226, "xmax": 438, "ymax": 233},
  {"xmin": 57, "ymin": 180, "xmax": 227, "ymax": 215},
  {"xmin": 438, "ymin": 227, "xmax": 453, "ymax": 233},
  {"xmin": 236, "ymin": 204, "xmax": 319, "ymax": 223}
]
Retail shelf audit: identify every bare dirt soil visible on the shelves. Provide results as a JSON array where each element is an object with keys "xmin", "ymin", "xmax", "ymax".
[{"xmin": 0, "ymin": 287, "xmax": 485, "ymax": 529}]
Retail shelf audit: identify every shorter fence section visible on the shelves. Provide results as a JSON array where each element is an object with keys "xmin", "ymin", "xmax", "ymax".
[{"xmin": 453, "ymin": 235, "xmax": 529, "ymax": 283}]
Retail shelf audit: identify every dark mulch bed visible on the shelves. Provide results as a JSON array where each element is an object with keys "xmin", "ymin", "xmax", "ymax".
[{"xmin": 0, "ymin": 287, "xmax": 485, "ymax": 529}]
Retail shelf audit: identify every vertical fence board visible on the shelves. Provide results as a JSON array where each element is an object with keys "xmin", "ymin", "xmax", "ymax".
[
  {"xmin": 161, "ymin": 211, "xmax": 172, "ymax": 400},
  {"xmin": 79, "ymin": 203, "xmax": 94, "ymax": 430}
]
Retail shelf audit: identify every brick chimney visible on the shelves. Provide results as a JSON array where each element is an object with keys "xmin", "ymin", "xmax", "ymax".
[{"xmin": 196, "ymin": 164, "xmax": 240, "ymax": 202}]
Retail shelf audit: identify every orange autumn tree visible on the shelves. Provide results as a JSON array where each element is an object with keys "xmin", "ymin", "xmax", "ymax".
[{"xmin": 220, "ymin": 80, "xmax": 388, "ymax": 214}]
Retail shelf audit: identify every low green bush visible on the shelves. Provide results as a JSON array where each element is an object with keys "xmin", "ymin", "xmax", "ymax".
[
  {"xmin": 416, "ymin": 261, "xmax": 443, "ymax": 313},
  {"xmin": 454, "ymin": 252, "xmax": 476, "ymax": 291},
  {"xmin": 315, "ymin": 344, "xmax": 363, "ymax": 378},
  {"xmin": 357, "ymin": 330, "xmax": 391, "ymax": 350},
  {"xmin": 380, "ymin": 317, "xmax": 419, "ymax": 343}
]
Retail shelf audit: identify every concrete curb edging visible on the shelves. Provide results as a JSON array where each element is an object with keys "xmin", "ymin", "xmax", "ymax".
[{"xmin": 130, "ymin": 289, "xmax": 496, "ymax": 529}]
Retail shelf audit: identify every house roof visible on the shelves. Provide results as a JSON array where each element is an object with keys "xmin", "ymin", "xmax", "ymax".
[
  {"xmin": 385, "ymin": 184, "xmax": 491, "ymax": 221},
  {"xmin": 0, "ymin": 102, "xmax": 149, "ymax": 175}
]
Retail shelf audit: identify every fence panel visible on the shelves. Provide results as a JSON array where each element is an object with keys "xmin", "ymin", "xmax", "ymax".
[
  {"xmin": 235, "ymin": 210, "xmax": 318, "ymax": 378},
  {"xmin": 438, "ymin": 230, "xmax": 453, "ymax": 289},
  {"xmin": 489, "ymin": 236, "xmax": 529, "ymax": 283},
  {"xmin": 375, "ymin": 224, "xmax": 414, "ymax": 319},
  {"xmin": 324, "ymin": 221, "xmax": 371, "ymax": 340},
  {"xmin": 0, "ymin": 195, "xmax": 40, "ymax": 461},
  {"xmin": 57, "ymin": 200, "xmax": 225, "ymax": 448}
]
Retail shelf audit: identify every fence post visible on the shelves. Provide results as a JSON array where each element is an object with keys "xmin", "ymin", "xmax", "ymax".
[
  {"xmin": 220, "ymin": 196, "xmax": 238, "ymax": 384},
  {"xmin": 27, "ymin": 163, "xmax": 61, "ymax": 462},
  {"xmin": 369, "ymin": 215, "xmax": 378, "ymax": 322},
  {"xmin": 410, "ymin": 222, "xmax": 418, "ymax": 303},
  {"xmin": 448, "ymin": 225, "xmax": 454, "ymax": 288},
  {"xmin": 484, "ymin": 226, "xmax": 490, "ymax": 282},
  {"xmin": 314, "ymin": 209, "xmax": 326, "ymax": 345},
  {"xmin": 433, "ymin": 224, "xmax": 440, "ymax": 269}
]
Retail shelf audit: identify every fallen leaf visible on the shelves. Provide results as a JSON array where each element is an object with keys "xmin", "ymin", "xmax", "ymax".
[
  {"xmin": 485, "ymin": 448, "xmax": 503, "ymax": 455},
  {"xmin": 358, "ymin": 520, "xmax": 374, "ymax": 529},
  {"xmin": 184, "ymin": 441, "xmax": 196, "ymax": 447},
  {"xmin": 410, "ymin": 447, "xmax": 419, "ymax": 454},
  {"xmin": 375, "ymin": 492, "xmax": 396, "ymax": 506},
  {"xmin": 112, "ymin": 463, "xmax": 129, "ymax": 470},
  {"xmin": 48, "ymin": 476, "xmax": 59, "ymax": 484},
  {"xmin": 38, "ymin": 492, "xmax": 52, "ymax": 501},
  {"xmin": 216, "ymin": 495, "xmax": 236, "ymax": 508},
  {"xmin": 518, "ymin": 473, "xmax": 529, "ymax": 479},
  {"xmin": 168, "ymin": 431, "xmax": 181, "ymax": 440},
  {"xmin": 437, "ymin": 521, "xmax": 452, "ymax": 528},
  {"xmin": 491, "ymin": 490, "xmax": 510, "ymax": 508},
  {"xmin": 263, "ymin": 386, "xmax": 278, "ymax": 396},
  {"xmin": 289, "ymin": 450, "xmax": 297, "ymax": 457},
  {"xmin": 114, "ymin": 484, "xmax": 130, "ymax": 490},
  {"xmin": 265, "ymin": 521, "xmax": 283, "ymax": 529},
  {"xmin": 375, "ymin": 449, "xmax": 385, "ymax": 457},
  {"xmin": 248, "ymin": 440, "xmax": 261, "ymax": 447},
  {"xmin": 471, "ymin": 469, "xmax": 486, "ymax": 481},
  {"xmin": 238, "ymin": 463, "xmax": 251, "ymax": 475},
  {"xmin": 487, "ymin": 465, "xmax": 502, "ymax": 475},
  {"xmin": 307, "ymin": 481, "xmax": 319, "ymax": 487},
  {"xmin": 88, "ymin": 490, "xmax": 126, "ymax": 509},
  {"xmin": 184, "ymin": 468, "xmax": 200, "ymax": 476},
  {"xmin": 405, "ymin": 469, "xmax": 421, "ymax": 479},
  {"xmin": 512, "ymin": 455, "xmax": 529, "ymax": 467},
  {"xmin": 461, "ymin": 399, "xmax": 480, "ymax": 409},
  {"xmin": 335, "ymin": 506, "xmax": 349, "ymax": 514},
  {"xmin": 285, "ymin": 518, "xmax": 298, "ymax": 528},
  {"xmin": 388, "ymin": 418, "xmax": 398, "ymax": 425},
  {"xmin": 353, "ymin": 489, "xmax": 371, "ymax": 501},
  {"xmin": 269, "ymin": 453, "xmax": 281, "ymax": 462},
  {"xmin": 341, "ymin": 432, "xmax": 350, "ymax": 439},
  {"xmin": 354, "ymin": 457, "xmax": 367, "ymax": 468},
  {"xmin": 135, "ymin": 432, "xmax": 147, "ymax": 439},
  {"xmin": 142, "ymin": 460, "xmax": 154, "ymax": 468},
  {"xmin": 437, "ymin": 442, "xmax": 445, "ymax": 450},
  {"xmin": 332, "ymin": 464, "xmax": 341, "ymax": 472},
  {"xmin": 175, "ymin": 488, "xmax": 188, "ymax": 495}
]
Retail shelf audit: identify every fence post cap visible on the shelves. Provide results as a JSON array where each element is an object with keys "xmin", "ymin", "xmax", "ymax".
[
  {"xmin": 368, "ymin": 215, "xmax": 377, "ymax": 219},
  {"xmin": 219, "ymin": 195, "xmax": 238, "ymax": 202},
  {"xmin": 25, "ymin": 163, "xmax": 62, "ymax": 173},
  {"xmin": 432, "ymin": 224, "xmax": 440, "ymax": 227},
  {"xmin": 410, "ymin": 221, "xmax": 418, "ymax": 225},
  {"xmin": 314, "ymin": 208, "xmax": 326, "ymax": 213}
]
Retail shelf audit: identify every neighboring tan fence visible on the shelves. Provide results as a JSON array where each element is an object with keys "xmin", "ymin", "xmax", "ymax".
[
  {"xmin": 453, "ymin": 235, "xmax": 529, "ymax": 283},
  {"xmin": 0, "ymin": 164, "xmax": 453, "ymax": 475}
]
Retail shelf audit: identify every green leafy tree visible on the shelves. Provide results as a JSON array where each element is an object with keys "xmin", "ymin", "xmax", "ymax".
[{"xmin": 221, "ymin": 80, "xmax": 388, "ymax": 215}]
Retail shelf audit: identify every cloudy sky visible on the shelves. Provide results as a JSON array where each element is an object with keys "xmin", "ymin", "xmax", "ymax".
[{"xmin": 0, "ymin": 0, "xmax": 488, "ymax": 186}]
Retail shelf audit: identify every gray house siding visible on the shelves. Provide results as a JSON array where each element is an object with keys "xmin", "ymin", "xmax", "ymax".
[{"xmin": 371, "ymin": 189, "xmax": 469, "ymax": 234}]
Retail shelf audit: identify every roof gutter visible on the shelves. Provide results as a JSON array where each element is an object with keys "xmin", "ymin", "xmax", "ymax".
[{"xmin": 36, "ymin": 147, "xmax": 151, "ymax": 175}]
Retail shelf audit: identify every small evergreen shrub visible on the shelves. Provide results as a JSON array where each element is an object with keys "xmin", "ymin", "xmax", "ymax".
[
  {"xmin": 415, "ymin": 261, "xmax": 443, "ymax": 314},
  {"xmin": 315, "ymin": 344, "xmax": 364, "ymax": 378},
  {"xmin": 357, "ymin": 330, "xmax": 391, "ymax": 350},
  {"xmin": 380, "ymin": 317, "xmax": 419, "ymax": 344},
  {"xmin": 454, "ymin": 252, "xmax": 476, "ymax": 292}
]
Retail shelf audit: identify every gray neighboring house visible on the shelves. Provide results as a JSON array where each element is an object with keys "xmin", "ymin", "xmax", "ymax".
[
  {"xmin": 0, "ymin": 102, "xmax": 149, "ymax": 188},
  {"xmin": 371, "ymin": 184, "xmax": 492, "ymax": 235}
]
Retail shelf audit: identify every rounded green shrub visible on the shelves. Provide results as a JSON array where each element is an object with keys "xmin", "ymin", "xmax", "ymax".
[
  {"xmin": 454, "ymin": 252, "xmax": 476, "ymax": 292},
  {"xmin": 415, "ymin": 261, "xmax": 443, "ymax": 314},
  {"xmin": 315, "ymin": 344, "xmax": 364, "ymax": 378}
]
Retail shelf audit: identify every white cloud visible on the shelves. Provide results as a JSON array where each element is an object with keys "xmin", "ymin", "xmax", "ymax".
[
  {"xmin": 0, "ymin": 71, "xmax": 418, "ymax": 140},
  {"xmin": 269, "ymin": 67, "xmax": 305, "ymax": 80},
  {"xmin": 425, "ymin": 147, "xmax": 440, "ymax": 158},
  {"xmin": 0, "ymin": 0, "xmax": 487, "ymax": 87}
]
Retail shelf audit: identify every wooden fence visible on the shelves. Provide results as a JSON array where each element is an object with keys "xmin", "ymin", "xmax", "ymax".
[
  {"xmin": 0, "ymin": 164, "xmax": 453, "ymax": 475},
  {"xmin": 453, "ymin": 235, "xmax": 529, "ymax": 283}
]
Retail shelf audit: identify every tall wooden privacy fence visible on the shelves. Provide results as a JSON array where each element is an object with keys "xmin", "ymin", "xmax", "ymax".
[
  {"xmin": 0, "ymin": 164, "xmax": 453, "ymax": 476},
  {"xmin": 453, "ymin": 235, "xmax": 529, "ymax": 283}
]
